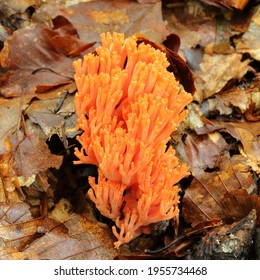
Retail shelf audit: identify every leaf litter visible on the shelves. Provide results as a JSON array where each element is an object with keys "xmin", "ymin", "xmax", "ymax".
[{"xmin": 0, "ymin": 0, "xmax": 259, "ymax": 259}]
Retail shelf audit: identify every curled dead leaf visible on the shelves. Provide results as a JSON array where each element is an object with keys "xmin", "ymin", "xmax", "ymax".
[
  {"xmin": 177, "ymin": 132, "xmax": 228, "ymax": 175},
  {"xmin": 195, "ymin": 53, "xmax": 250, "ymax": 102},
  {"xmin": 0, "ymin": 16, "xmax": 94, "ymax": 97},
  {"xmin": 56, "ymin": 0, "xmax": 168, "ymax": 44},
  {"xmin": 200, "ymin": 0, "xmax": 250, "ymax": 10}
]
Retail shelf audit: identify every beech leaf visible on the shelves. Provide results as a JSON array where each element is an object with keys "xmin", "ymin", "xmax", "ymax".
[
  {"xmin": 55, "ymin": 0, "xmax": 168, "ymax": 44},
  {"xmin": 0, "ymin": 16, "xmax": 94, "ymax": 97},
  {"xmin": 182, "ymin": 155, "xmax": 254, "ymax": 226},
  {"xmin": 23, "ymin": 215, "xmax": 118, "ymax": 260}
]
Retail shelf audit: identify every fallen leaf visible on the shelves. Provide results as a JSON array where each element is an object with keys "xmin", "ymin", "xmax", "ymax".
[
  {"xmin": 196, "ymin": 120, "xmax": 260, "ymax": 137},
  {"xmin": 25, "ymin": 86, "xmax": 77, "ymax": 139},
  {"xmin": 146, "ymin": 219, "xmax": 222, "ymax": 257},
  {"xmin": 164, "ymin": 1, "xmax": 217, "ymax": 50},
  {"xmin": 0, "ymin": 202, "xmax": 32, "ymax": 224},
  {"xmin": 200, "ymin": 0, "xmax": 250, "ymax": 9},
  {"xmin": 10, "ymin": 129, "xmax": 63, "ymax": 179},
  {"xmin": 0, "ymin": 97, "xmax": 22, "ymax": 154},
  {"xmin": 221, "ymin": 189, "xmax": 260, "ymax": 226},
  {"xmin": 0, "ymin": 202, "xmax": 42, "ymax": 259},
  {"xmin": 245, "ymin": 102, "xmax": 260, "ymax": 122},
  {"xmin": 236, "ymin": 5, "xmax": 260, "ymax": 60},
  {"xmin": 0, "ymin": 202, "xmax": 118, "ymax": 260},
  {"xmin": 177, "ymin": 132, "xmax": 228, "ymax": 175},
  {"xmin": 182, "ymin": 154, "xmax": 254, "ymax": 227},
  {"xmin": 185, "ymin": 210, "xmax": 257, "ymax": 260},
  {"xmin": 219, "ymin": 89, "xmax": 250, "ymax": 113},
  {"xmin": 0, "ymin": 0, "xmax": 39, "ymax": 37},
  {"xmin": 195, "ymin": 121, "xmax": 260, "ymax": 174},
  {"xmin": 23, "ymin": 215, "xmax": 118, "ymax": 260},
  {"xmin": 0, "ymin": 15, "xmax": 94, "ymax": 97},
  {"xmin": 236, "ymin": 127, "xmax": 260, "ymax": 174},
  {"xmin": 137, "ymin": 0, "xmax": 160, "ymax": 3},
  {"xmin": 0, "ymin": 0, "xmax": 40, "ymax": 15},
  {"xmin": 194, "ymin": 53, "xmax": 250, "ymax": 102},
  {"xmin": 55, "ymin": 0, "xmax": 168, "ymax": 44},
  {"xmin": 198, "ymin": 88, "xmax": 251, "ymax": 117}
]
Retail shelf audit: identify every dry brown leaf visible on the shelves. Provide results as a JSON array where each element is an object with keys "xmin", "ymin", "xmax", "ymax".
[
  {"xmin": 236, "ymin": 5, "xmax": 260, "ymax": 60},
  {"xmin": 0, "ymin": 202, "xmax": 42, "ymax": 259},
  {"xmin": 137, "ymin": 0, "xmax": 160, "ymax": 3},
  {"xmin": 0, "ymin": 202, "xmax": 32, "ymax": 224},
  {"xmin": 23, "ymin": 215, "xmax": 118, "ymax": 260},
  {"xmin": 177, "ymin": 132, "xmax": 228, "ymax": 175},
  {"xmin": 164, "ymin": 1, "xmax": 217, "ymax": 50},
  {"xmin": 185, "ymin": 210, "xmax": 256, "ymax": 260},
  {"xmin": 236, "ymin": 127, "xmax": 260, "ymax": 174},
  {"xmin": 25, "ymin": 88, "xmax": 77, "ymax": 139},
  {"xmin": 219, "ymin": 89, "xmax": 250, "ymax": 113},
  {"xmin": 55, "ymin": 0, "xmax": 168, "ymax": 44},
  {"xmin": 199, "ymin": 88, "xmax": 251, "ymax": 117},
  {"xmin": 0, "ymin": 202, "xmax": 118, "ymax": 260},
  {"xmin": 196, "ymin": 120, "xmax": 260, "ymax": 137},
  {"xmin": 0, "ymin": 16, "xmax": 94, "ymax": 97},
  {"xmin": 200, "ymin": 0, "xmax": 250, "ymax": 10},
  {"xmin": 194, "ymin": 53, "xmax": 250, "ymax": 102},
  {"xmin": 0, "ymin": 97, "xmax": 22, "ymax": 154},
  {"xmin": 245, "ymin": 102, "xmax": 260, "ymax": 122},
  {"xmin": 0, "ymin": 127, "xmax": 62, "ymax": 201},
  {"xmin": 196, "ymin": 121, "xmax": 260, "ymax": 173},
  {"xmin": 0, "ymin": 0, "xmax": 40, "ymax": 15},
  {"xmin": 221, "ymin": 189, "xmax": 260, "ymax": 226},
  {"xmin": 182, "ymin": 155, "xmax": 254, "ymax": 227},
  {"xmin": 10, "ymin": 129, "xmax": 63, "ymax": 179}
]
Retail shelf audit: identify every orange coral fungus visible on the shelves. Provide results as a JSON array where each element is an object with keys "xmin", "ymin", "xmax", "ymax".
[{"xmin": 73, "ymin": 32, "xmax": 192, "ymax": 248}]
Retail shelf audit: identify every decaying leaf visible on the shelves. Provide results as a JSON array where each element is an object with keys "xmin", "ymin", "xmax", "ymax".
[
  {"xmin": 195, "ymin": 53, "xmax": 250, "ymax": 101},
  {"xmin": 185, "ymin": 210, "xmax": 257, "ymax": 260},
  {"xmin": 195, "ymin": 121, "xmax": 260, "ymax": 174},
  {"xmin": 55, "ymin": 0, "xmax": 168, "ymax": 44},
  {"xmin": 23, "ymin": 215, "xmax": 117, "ymax": 260},
  {"xmin": 0, "ymin": 126, "xmax": 62, "ymax": 201},
  {"xmin": 200, "ymin": 0, "xmax": 250, "ymax": 10},
  {"xmin": 0, "ymin": 202, "xmax": 42, "ymax": 259},
  {"xmin": 218, "ymin": 89, "xmax": 250, "ymax": 114},
  {"xmin": 137, "ymin": 0, "xmax": 160, "ymax": 3},
  {"xmin": 164, "ymin": 1, "xmax": 217, "ymax": 51},
  {"xmin": 182, "ymin": 154, "xmax": 258, "ymax": 227},
  {"xmin": 221, "ymin": 189, "xmax": 260, "ymax": 226},
  {"xmin": 146, "ymin": 219, "xmax": 222, "ymax": 257},
  {"xmin": 0, "ymin": 15, "xmax": 94, "ymax": 97},
  {"xmin": 11, "ymin": 129, "xmax": 63, "ymax": 179},
  {"xmin": 245, "ymin": 102, "xmax": 260, "ymax": 122},
  {"xmin": 0, "ymin": 202, "xmax": 118, "ymax": 260},
  {"xmin": 25, "ymin": 86, "xmax": 77, "ymax": 139},
  {"xmin": 0, "ymin": 97, "xmax": 22, "ymax": 154},
  {"xmin": 0, "ymin": 202, "xmax": 32, "ymax": 224},
  {"xmin": 236, "ymin": 5, "xmax": 260, "ymax": 60},
  {"xmin": 177, "ymin": 132, "xmax": 228, "ymax": 175},
  {"xmin": 0, "ymin": 0, "xmax": 40, "ymax": 16},
  {"xmin": 0, "ymin": 137, "xmax": 29, "ymax": 200}
]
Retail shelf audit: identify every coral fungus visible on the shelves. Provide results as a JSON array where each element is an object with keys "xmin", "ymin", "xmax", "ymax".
[{"xmin": 73, "ymin": 32, "xmax": 192, "ymax": 248}]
